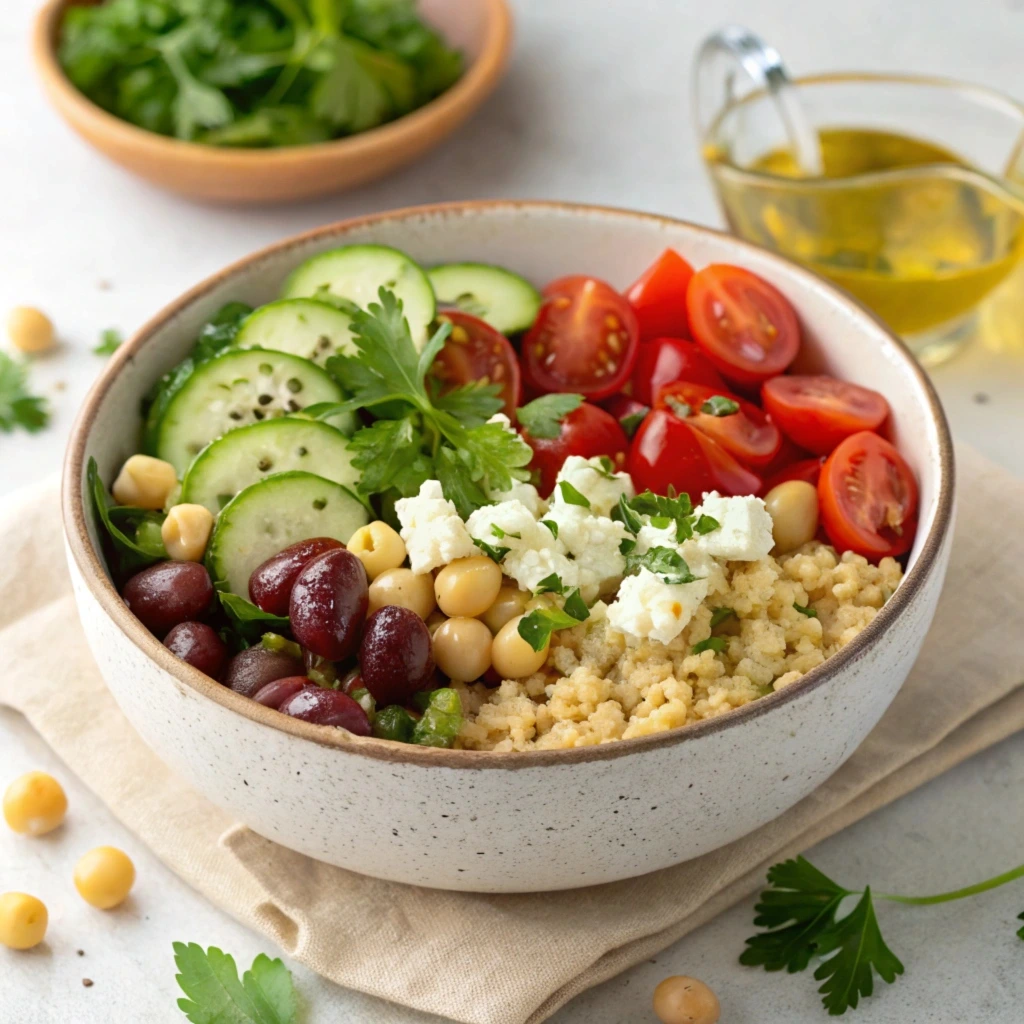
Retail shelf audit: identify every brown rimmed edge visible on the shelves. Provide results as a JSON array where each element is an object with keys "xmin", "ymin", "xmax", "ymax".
[{"xmin": 61, "ymin": 199, "xmax": 955, "ymax": 770}]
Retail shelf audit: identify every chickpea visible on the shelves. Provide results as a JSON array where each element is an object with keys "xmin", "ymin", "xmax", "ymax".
[
  {"xmin": 7, "ymin": 306, "xmax": 55, "ymax": 354},
  {"xmin": 425, "ymin": 610, "xmax": 447, "ymax": 636},
  {"xmin": 367, "ymin": 567, "xmax": 436, "ymax": 619},
  {"xmin": 481, "ymin": 585, "xmax": 529, "ymax": 635},
  {"xmin": 652, "ymin": 976, "xmax": 720, "ymax": 1024},
  {"xmin": 347, "ymin": 521, "xmax": 407, "ymax": 581},
  {"xmin": 0, "ymin": 893, "xmax": 48, "ymax": 950},
  {"xmin": 491, "ymin": 615, "xmax": 548, "ymax": 679},
  {"xmin": 73, "ymin": 846, "xmax": 135, "ymax": 909},
  {"xmin": 111, "ymin": 454, "xmax": 178, "ymax": 511},
  {"xmin": 3, "ymin": 771, "xmax": 67, "ymax": 836},
  {"xmin": 433, "ymin": 617, "xmax": 493, "ymax": 682},
  {"xmin": 161, "ymin": 504, "xmax": 214, "ymax": 562},
  {"xmin": 434, "ymin": 556, "xmax": 502, "ymax": 618},
  {"xmin": 764, "ymin": 480, "xmax": 819, "ymax": 554}
]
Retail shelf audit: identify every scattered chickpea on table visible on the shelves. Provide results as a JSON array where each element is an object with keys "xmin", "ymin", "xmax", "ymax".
[
  {"xmin": 652, "ymin": 975, "xmax": 721, "ymax": 1024},
  {"xmin": 7, "ymin": 306, "xmax": 56, "ymax": 354}
]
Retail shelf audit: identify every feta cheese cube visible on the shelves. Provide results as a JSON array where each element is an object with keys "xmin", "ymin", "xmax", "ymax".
[
  {"xmin": 695, "ymin": 492, "xmax": 775, "ymax": 561},
  {"xmin": 487, "ymin": 480, "xmax": 546, "ymax": 518},
  {"xmin": 606, "ymin": 567, "xmax": 710, "ymax": 644},
  {"xmin": 394, "ymin": 480, "xmax": 478, "ymax": 573},
  {"xmin": 553, "ymin": 456, "xmax": 634, "ymax": 517},
  {"xmin": 544, "ymin": 503, "xmax": 629, "ymax": 598},
  {"xmin": 465, "ymin": 500, "xmax": 553, "ymax": 554}
]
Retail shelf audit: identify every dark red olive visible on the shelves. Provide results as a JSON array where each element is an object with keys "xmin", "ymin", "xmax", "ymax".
[
  {"xmin": 358, "ymin": 605, "xmax": 434, "ymax": 706},
  {"xmin": 163, "ymin": 621, "xmax": 228, "ymax": 679},
  {"xmin": 252, "ymin": 676, "xmax": 308, "ymax": 710},
  {"xmin": 278, "ymin": 686, "xmax": 372, "ymax": 735},
  {"xmin": 122, "ymin": 561, "xmax": 214, "ymax": 635},
  {"xmin": 249, "ymin": 537, "xmax": 344, "ymax": 615},
  {"xmin": 224, "ymin": 646, "xmax": 305, "ymax": 699},
  {"xmin": 289, "ymin": 549, "xmax": 368, "ymax": 661}
]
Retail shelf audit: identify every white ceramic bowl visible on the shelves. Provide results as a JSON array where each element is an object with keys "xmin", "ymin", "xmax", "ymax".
[{"xmin": 63, "ymin": 202, "xmax": 954, "ymax": 893}]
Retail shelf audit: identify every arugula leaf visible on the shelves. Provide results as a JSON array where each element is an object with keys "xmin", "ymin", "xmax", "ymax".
[
  {"xmin": 627, "ymin": 546, "xmax": 702, "ymax": 585},
  {"xmin": 710, "ymin": 606, "xmax": 735, "ymax": 628},
  {"xmin": 87, "ymin": 458, "xmax": 166, "ymax": 578},
  {"xmin": 562, "ymin": 588, "xmax": 590, "ymax": 622},
  {"xmin": 518, "ymin": 607, "xmax": 584, "ymax": 652},
  {"xmin": 0, "ymin": 352, "xmax": 48, "ymax": 434},
  {"xmin": 94, "ymin": 327, "xmax": 123, "ymax": 356},
  {"xmin": 794, "ymin": 602, "xmax": 818, "ymax": 618},
  {"xmin": 692, "ymin": 636, "xmax": 727, "ymax": 655},
  {"xmin": 701, "ymin": 395, "xmax": 740, "ymax": 416},
  {"xmin": 557, "ymin": 480, "xmax": 591, "ymax": 508},
  {"xmin": 533, "ymin": 573, "xmax": 565, "ymax": 596},
  {"xmin": 218, "ymin": 593, "xmax": 290, "ymax": 647},
  {"xmin": 516, "ymin": 393, "xmax": 583, "ymax": 439},
  {"xmin": 173, "ymin": 942, "xmax": 297, "ymax": 1024}
]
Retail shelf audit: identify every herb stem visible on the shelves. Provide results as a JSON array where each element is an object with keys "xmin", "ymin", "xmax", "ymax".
[{"xmin": 876, "ymin": 862, "xmax": 1024, "ymax": 905}]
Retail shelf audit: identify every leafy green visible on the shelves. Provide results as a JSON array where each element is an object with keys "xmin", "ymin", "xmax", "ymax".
[
  {"xmin": 618, "ymin": 405, "xmax": 648, "ymax": 438},
  {"xmin": 218, "ymin": 592, "xmax": 290, "ymax": 645},
  {"xmin": 533, "ymin": 573, "xmax": 565, "ymax": 596},
  {"xmin": 349, "ymin": 686, "xmax": 376, "ymax": 721},
  {"xmin": 0, "ymin": 352, "xmax": 49, "ymax": 434},
  {"xmin": 1017, "ymin": 912, "xmax": 1024, "ymax": 941},
  {"xmin": 626, "ymin": 546, "xmax": 702, "ymax": 585},
  {"xmin": 562, "ymin": 588, "xmax": 590, "ymax": 622},
  {"xmin": 701, "ymin": 395, "xmax": 740, "ymax": 416},
  {"xmin": 473, "ymin": 538, "xmax": 509, "ymax": 562},
  {"xmin": 794, "ymin": 602, "xmax": 818, "ymax": 618},
  {"xmin": 516, "ymin": 393, "xmax": 583, "ymax": 439},
  {"xmin": 518, "ymin": 594, "xmax": 590, "ymax": 652},
  {"xmin": 411, "ymin": 687, "xmax": 462, "ymax": 747},
  {"xmin": 541, "ymin": 519, "xmax": 558, "ymax": 539},
  {"xmin": 430, "ymin": 380, "xmax": 504, "ymax": 426},
  {"xmin": 628, "ymin": 490, "xmax": 696, "ymax": 543},
  {"xmin": 94, "ymin": 327, "xmax": 124, "ymax": 356},
  {"xmin": 59, "ymin": 0, "xmax": 463, "ymax": 148},
  {"xmin": 710, "ymin": 606, "xmax": 735, "ymax": 628},
  {"xmin": 173, "ymin": 942, "xmax": 297, "ymax": 1024},
  {"xmin": 613, "ymin": 493, "xmax": 644, "ymax": 535},
  {"xmin": 557, "ymin": 480, "xmax": 590, "ymax": 508},
  {"xmin": 694, "ymin": 513, "xmax": 720, "ymax": 535},
  {"xmin": 373, "ymin": 704, "xmax": 416, "ymax": 742},
  {"xmin": 692, "ymin": 636, "xmax": 726, "ymax": 655}
]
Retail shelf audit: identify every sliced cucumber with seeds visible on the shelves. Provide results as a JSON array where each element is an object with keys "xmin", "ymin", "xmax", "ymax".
[
  {"xmin": 233, "ymin": 299, "xmax": 357, "ymax": 367},
  {"xmin": 153, "ymin": 349, "xmax": 343, "ymax": 475},
  {"xmin": 208, "ymin": 472, "xmax": 369, "ymax": 597},
  {"xmin": 428, "ymin": 262, "xmax": 542, "ymax": 334},
  {"xmin": 281, "ymin": 244, "xmax": 435, "ymax": 350},
  {"xmin": 180, "ymin": 418, "xmax": 360, "ymax": 515}
]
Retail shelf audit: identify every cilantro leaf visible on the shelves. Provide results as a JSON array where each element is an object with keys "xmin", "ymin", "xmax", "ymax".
[
  {"xmin": 710, "ymin": 606, "xmax": 735, "ymax": 628},
  {"xmin": 701, "ymin": 395, "xmax": 740, "ymax": 416},
  {"xmin": 94, "ymin": 327, "xmax": 123, "ymax": 356},
  {"xmin": 518, "ymin": 607, "xmax": 583, "ymax": 651},
  {"xmin": 794, "ymin": 602, "xmax": 818, "ymax": 618},
  {"xmin": 517, "ymin": 393, "xmax": 584, "ymax": 439},
  {"xmin": 0, "ymin": 352, "xmax": 49, "ymax": 434},
  {"xmin": 557, "ymin": 480, "xmax": 591, "ymax": 508},
  {"xmin": 692, "ymin": 636, "xmax": 727, "ymax": 655},
  {"xmin": 627, "ymin": 546, "xmax": 702, "ymax": 585}
]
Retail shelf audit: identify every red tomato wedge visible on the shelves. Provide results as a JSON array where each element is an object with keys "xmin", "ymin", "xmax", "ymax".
[
  {"xmin": 762, "ymin": 456, "xmax": 827, "ymax": 494},
  {"xmin": 430, "ymin": 311, "xmax": 521, "ymax": 419},
  {"xmin": 762, "ymin": 375, "xmax": 890, "ymax": 455},
  {"xmin": 687, "ymin": 265, "xmax": 800, "ymax": 386},
  {"xmin": 628, "ymin": 409, "xmax": 762, "ymax": 500},
  {"xmin": 631, "ymin": 336, "xmax": 728, "ymax": 406},
  {"xmin": 523, "ymin": 402, "xmax": 630, "ymax": 497},
  {"xmin": 625, "ymin": 248, "xmax": 695, "ymax": 342},
  {"xmin": 655, "ymin": 381, "xmax": 782, "ymax": 467},
  {"xmin": 819, "ymin": 431, "xmax": 918, "ymax": 559},
  {"xmin": 523, "ymin": 276, "xmax": 640, "ymax": 400}
]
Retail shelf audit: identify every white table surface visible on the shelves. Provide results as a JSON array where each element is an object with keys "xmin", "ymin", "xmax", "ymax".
[{"xmin": 2, "ymin": 0, "xmax": 1024, "ymax": 1021}]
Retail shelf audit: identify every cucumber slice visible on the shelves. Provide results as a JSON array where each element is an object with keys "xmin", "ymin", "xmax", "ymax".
[
  {"xmin": 208, "ymin": 472, "xmax": 369, "ymax": 597},
  {"xmin": 234, "ymin": 299, "xmax": 357, "ymax": 367},
  {"xmin": 180, "ymin": 418, "xmax": 360, "ymax": 515},
  {"xmin": 154, "ymin": 349, "xmax": 343, "ymax": 476},
  {"xmin": 428, "ymin": 262, "xmax": 542, "ymax": 334},
  {"xmin": 281, "ymin": 244, "xmax": 436, "ymax": 349}
]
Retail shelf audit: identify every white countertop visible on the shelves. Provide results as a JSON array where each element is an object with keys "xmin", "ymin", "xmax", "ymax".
[{"xmin": 2, "ymin": 0, "xmax": 1024, "ymax": 1021}]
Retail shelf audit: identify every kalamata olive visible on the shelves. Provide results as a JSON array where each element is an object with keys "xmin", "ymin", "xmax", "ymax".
[
  {"xmin": 163, "ymin": 622, "xmax": 228, "ymax": 679},
  {"xmin": 224, "ymin": 646, "xmax": 305, "ymax": 699},
  {"xmin": 122, "ymin": 561, "xmax": 214, "ymax": 635},
  {"xmin": 249, "ymin": 537, "xmax": 344, "ymax": 616},
  {"xmin": 278, "ymin": 686, "xmax": 372, "ymax": 735},
  {"xmin": 289, "ymin": 549, "xmax": 368, "ymax": 661},
  {"xmin": 252, "ymin": 676, "xmax": 308, "ymax": 710},
  {"xmin": 358, "ymin": 606, "xmax": 434, "ymax": 706}
]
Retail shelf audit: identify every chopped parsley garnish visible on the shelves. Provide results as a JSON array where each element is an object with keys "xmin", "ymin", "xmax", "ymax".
[
  {"xmin": 533, "ymin": 573, "xmax": 566, "ymax": 595},
  {"xmin": 710, "ymin": 606, "xmax": 735, "ymax": 628},
  {"xmin": 595, "ymin": 455, "xmax": 617, "ymax": 477},
  {"xmin": 490, "ymin": 524, "xmax": 521, "ymax": 540},
  {"xmin": 619, "ymin": 405, "xmax": 649, "ymax": 438},
  {"xmin": 473, "ymin": 538, "xmax": 509, "ymax": 562},
  {"xmin": 516, "ymin": 393, "xmax": 583, "ymax": 438},
  {"xmin": 541, "ymin": 519, "xmax": 559, "ymax": 539},
  {"xmin": 94, "ymin": 327, "xmax": 123, "ymax": 356},
  {"xmin": 557, "ymin": 480, "xmax": 591, "ymax": 507},
  {"xmin": 794, "ymin": 602, "xmax": 818, "ymax": 618},
  {"xmin": 613, "ymin": 493, "xmax": 644, "ymax": 534},
  {"xmin": 562, "ymin": 588, "xmax": 590, "ymax": 622},
  {"xmin": 694, "ymin": 514, "xmax": 720, "ymax": 535},
  {"xmin": 701, "ymin": 395, "xmax": 740, "ymax": 416},
  {"xmin": 627, "ymin": 546, "xmax": 703, "ymax": 585},
  {"xmin": 692, "ymin": 636, "xmax": 727, "ymax": 655},
  {"xmin": 518, "ymin": 591, "xmax": 590, "ymax": 651},
  {"xmin": 0, "ymin": 352, "xmax": 49, "ymax": 434},
  {"xmin": 628, "ymin": 490, "xmax": 700, "ymax": 543}
]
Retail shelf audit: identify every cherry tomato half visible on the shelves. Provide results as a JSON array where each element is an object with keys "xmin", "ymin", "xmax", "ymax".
[
  {"xmin": 430, "ymin": 311, "xmax": 521, "ymax": 419},
  {"xmin": 523, "ymin": 276, "xmax": 640, "ymax": 400},
  {"xmin": 656, "ymin": 381, "xmax": 782, "ymax": 467},
  {"xmin": 762, "ymin": 456, "xmax": 826, "ymax": 495},
  {"xmin": 631, "ymin": 336, "xmax": 728, "ymax": 406},
  {"xmin": 628, "ymin": 409, "xmax": 761, "ymax": 500},
  {"xmin": 625, "ymin": 248, "xmax": 695, "ymax": 342},
  {"xmin": 687, "ymin": 265, "xmax": 800, "ymax": 386},
  {"xmin": 523, "ymin": 402, "xmax": 630, "ymax": 497},
  {"xmin": 819, "ymin": 431, "xmax": 918, "ymax": 559},
  {"xmin": 600, "ymin": 393, "xmax": 650, "ymax": 439},
  {"xmin": 762, "ymin": 375, "xmax": 890, "ymax": 455}
]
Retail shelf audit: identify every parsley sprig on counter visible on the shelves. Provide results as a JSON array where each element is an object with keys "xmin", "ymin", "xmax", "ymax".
[
  {"xmin": 0, "ymin": 352, "xmax": 49, "ymax": 434},
  {"xmin": 742, "ymin": 855, "xmax": 1024, "ymax": 1016},
  {"xmin": 315, "ymin": 289, "xmax": 532, "ymax": 517}
]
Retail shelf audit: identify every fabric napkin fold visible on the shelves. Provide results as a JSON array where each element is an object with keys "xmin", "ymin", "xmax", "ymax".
[{"xmin": 1, "ymin": 443, "xmax": 1022, "ymax": 1024}]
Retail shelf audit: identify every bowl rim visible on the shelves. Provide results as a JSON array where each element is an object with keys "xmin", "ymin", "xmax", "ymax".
[
  {"xmin": 62, "ymin": 199, "xmax": 955, "ymax": 770},
  {"xmin": 33, "ymin": 0, "xmax": 512, "ymax": 167}
]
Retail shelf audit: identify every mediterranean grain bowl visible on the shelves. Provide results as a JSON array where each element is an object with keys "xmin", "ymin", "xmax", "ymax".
[{"xmin": 64, "ymin": 203, "xmax": 953, "ymax": 891}]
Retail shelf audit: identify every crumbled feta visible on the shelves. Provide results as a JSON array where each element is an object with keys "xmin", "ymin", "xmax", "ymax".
[
  {"xmin": 607, "ymin": 567, "xmax": 710, "ymax": 644},
  {"xmin": 486, "ymin": 412, "xmax": 516, "ymax": 433},
  {"xmin": 503, "ymin": 545, "xmax": 580, "ymax": 594},
  {"xmin": 487, "ymin": 480, "xmax": 546, "ymax": 518},
  {"xmin": 635, "ymin": 519, "xmax": 678, "ymax": 555},
  {"xmin": 544, "ymin": 503, "xmax": 629, "ymax": 599},
  {"xmin": 553, "ymin": 456, "xmax": 634, "ymax": 517},
  {"xmin": 394, "ymin": 479, "xmax": 477, "ymax": 573},
  {"xmin": 465, "ymin": 500, "xmax": 553, "ymax": 554},
  {"xmin": 696, "ymin": 492, "xmax": 774, "ymax": 561}
]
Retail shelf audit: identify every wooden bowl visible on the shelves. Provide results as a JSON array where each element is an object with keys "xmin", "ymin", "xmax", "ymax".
[{"xmin": 32, "ymin": 0, "xmax": 513, "ymax": 204}]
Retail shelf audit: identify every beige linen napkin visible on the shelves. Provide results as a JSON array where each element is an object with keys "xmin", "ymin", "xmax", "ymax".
[{"xmin": 2, "ymin": 443, "xmax": 1023, "ymax": 1024}]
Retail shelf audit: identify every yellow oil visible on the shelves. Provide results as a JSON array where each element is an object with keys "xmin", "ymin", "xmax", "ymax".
[{"xmin": 707, "ymin": 128, "xmax": 1024, "ymax": 335}]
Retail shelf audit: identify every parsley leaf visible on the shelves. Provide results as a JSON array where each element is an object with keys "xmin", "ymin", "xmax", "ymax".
[
  {"xmin": 346, "ymin": 416, "xmax": 433, "ymax": 498},
  {"xmin": 430, "ymin": 379, "xmax": 504, "ymax": 425},
  {"xmin": 626, "ymin": 546, "xmax": 702, "ymax": 585},
  {"xmin": 694, "ymin": 513, "xmax": 720, "ymax": 535},
  {"xmin": 517, "ymin": 393, "xmax": 583, "ymax": 439},
  {"xmin": 557, "ymin": 480, "xmax": 591, "ymax": 508},
  {"xmin": 518, "ymin": 594, "xmax": 589, "ymax": 651},
  {"xmin": 0, "ymin": 352, "xmax": 49, "ymax": 434},
  {"xmin": 692, "ymin": 636, "xmax": 727, "ymax": 655},
  {"xmin": 473, "ymin": 537, "xmax": 509, "ymax": 562},
  {"xmin": 701, "ymin": 395, "xmax": 741, "ymax": 416},
  {"xmin": 490, "ymin": 524, "xmax": 520, "ymax": 540},
  {"xmin": 613, "ymin": 493, "xmax": 644, "ymax": 535},
  {"xmin": 629, "ymin": 490, "xmax": 696, "ymax": 542},
  {"xmin": 533, "ymin": 573, "xmax": 565, "ymax": 595},
  {"xmin": 94, "ymin": 327, "xmax": 123, "ymax": 356},
  {"xmin": 710, "ymin": 606, "xmax": 735, "ymax": 628},
  {"xmin": 794, "ymin": 602, "xmax": 818, "ymax": 618},
  {"xmin": 173, "ymin": 942, "xmax": 297, "ymax": 1024},
  {"xmin": 563, "ymin": 588, "xmax": 590, "ymax": 622},
  {"xmin": 619, "ymin": 405, "xmax": 649, "ymax": 438},
  {"xmin": 541, "ymin": 519, "xmax": 559, "ymax": 539}
]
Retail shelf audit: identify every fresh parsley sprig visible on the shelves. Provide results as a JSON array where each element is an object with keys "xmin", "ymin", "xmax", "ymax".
[
  {"xmin": 94, "ymin": 327, "xmax": 123, "ymax": 356},
  {"xmin": 518, "ymin": 589, "xmax": 591, "ymax": 651},
  {"xmin": 517, "ymin": 393, "xmax": 583, "ymax": 438},
  {"xmin": 742, "ymin": 855, "xmax": 1024, "ymax": 1016},
  {"xmin": 627, "ymin": 546, "xmax": 703, "ymax": 585},
  {"xmin": 0, "ymin": 352, "xmax": 49, "ymax": 434}
]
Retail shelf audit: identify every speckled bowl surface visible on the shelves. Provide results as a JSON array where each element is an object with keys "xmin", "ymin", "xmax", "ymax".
[{"xmin": 63, "ymin": 202, "xmax": 954, "ymax": 892}]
